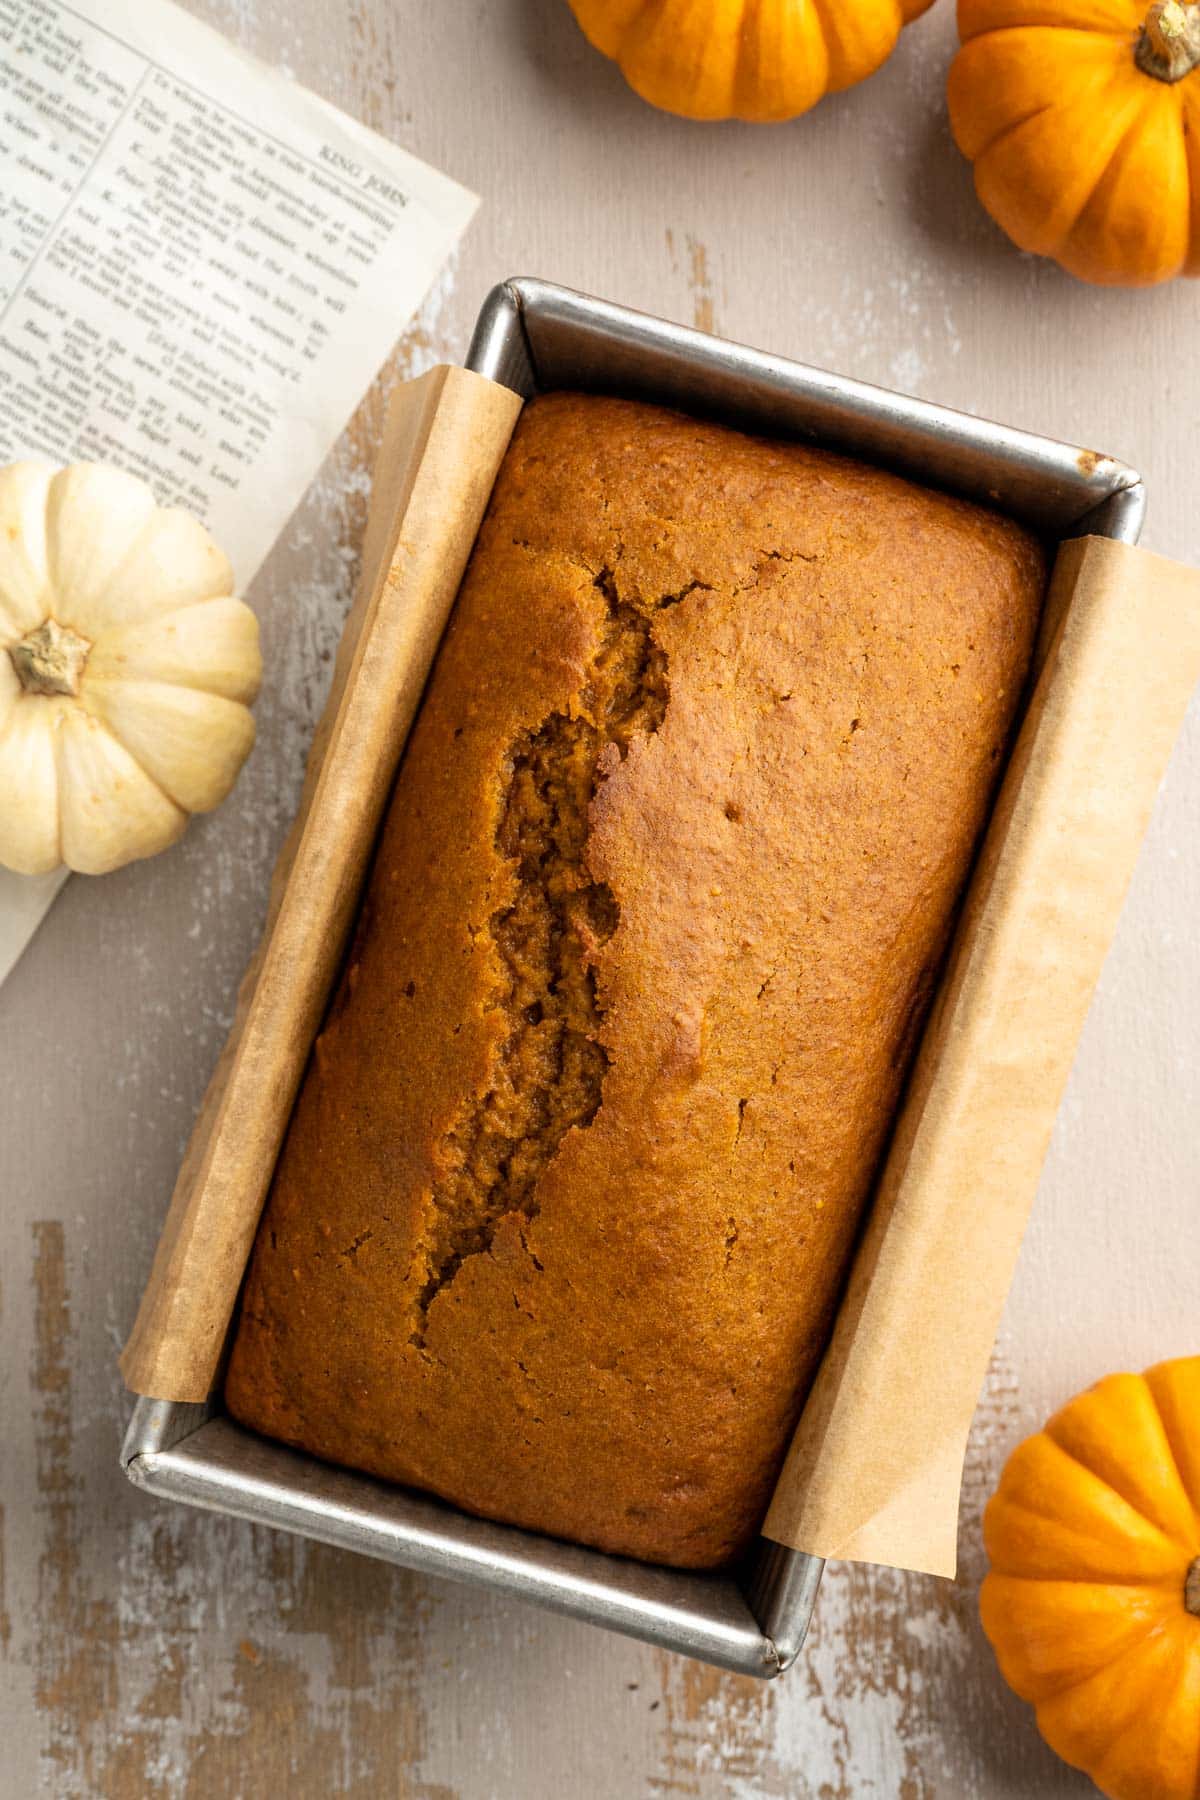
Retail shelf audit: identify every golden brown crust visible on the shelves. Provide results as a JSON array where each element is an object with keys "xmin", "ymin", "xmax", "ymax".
[{"xmin": 225, "ymin": 393, "xmax": 1045, "ymax": 1569}]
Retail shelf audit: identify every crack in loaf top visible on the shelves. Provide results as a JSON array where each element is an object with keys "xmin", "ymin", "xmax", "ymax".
[
  {"xmin": 226, "ymin": 391, "xmax": 1046, "ymax": 1569},
  {"xmin": 408, "ymin": 568, "xmax": 677, "ymax": 1346}
]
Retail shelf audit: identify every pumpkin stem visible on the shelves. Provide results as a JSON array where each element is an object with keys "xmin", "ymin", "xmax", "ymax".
[
  {"xmin": 9, "ymin": 618, "xmax": 92, "ymax": 698},
  {"xmin": 1187, "ymin": 1558, "xmax": 1200, "ymax": 1618},
  {"xmin": 1135, "ymin": 0, "xmax": 1200, "ymax": 80}
]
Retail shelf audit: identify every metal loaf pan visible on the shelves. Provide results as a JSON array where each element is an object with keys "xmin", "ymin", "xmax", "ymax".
[{"xmin": 122, "ymin": 279, "xmax": 1145, "ymax": 1680}]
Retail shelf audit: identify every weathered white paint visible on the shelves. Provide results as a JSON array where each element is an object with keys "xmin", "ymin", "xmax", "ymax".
[{"xmin": 1, "ymin": 0, "xmax": 1196, "ymax": 1793}]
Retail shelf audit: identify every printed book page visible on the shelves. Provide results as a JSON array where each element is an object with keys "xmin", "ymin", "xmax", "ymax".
[{"xmin": 0, "ymin": 0, "xmax": 478, "ymax": 985}]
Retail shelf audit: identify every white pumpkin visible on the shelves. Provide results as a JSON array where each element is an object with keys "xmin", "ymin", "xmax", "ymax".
[{"xmin": 0, "ymin": 461, "xmax": 262, "ymax": 876}]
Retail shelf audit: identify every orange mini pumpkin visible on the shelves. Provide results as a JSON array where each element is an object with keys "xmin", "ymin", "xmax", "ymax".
[
  {"xmin": 981, "ymin": 1356, "xmax": 1200, "ymax": 1800},
  {"xmin": 567, "ymin": 0, "xmax": 936, "ymax": 122},
  {"xmin": 948, "ymin": 0, "xmax": 1200, "ymax": 285}
]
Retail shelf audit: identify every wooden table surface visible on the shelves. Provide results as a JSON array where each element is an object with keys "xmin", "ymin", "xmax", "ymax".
[{"xmin": 3, "ymin": 1, "xmax": 1198, "ymax": 1794}]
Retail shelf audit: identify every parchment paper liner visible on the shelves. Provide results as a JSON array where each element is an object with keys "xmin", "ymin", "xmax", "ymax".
[
  {"xmin": 122, "ymin": 367, "xmax": 1200, "ymax": 1577},
  {"xmin": 122, "ymin": 366, "xmax": 522, "ymax": 1396}
]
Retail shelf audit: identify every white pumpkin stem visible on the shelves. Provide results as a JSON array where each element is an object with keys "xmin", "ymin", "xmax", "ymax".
[
  {"xmin": 1136, "ymin": 0, "xmax": 1200, "ymax": 80},
  {"xmin": 9, "ymin": 618, "xmax": 93, "ymax": 697},
  {"xmin": 1187, "ymin": 1557, "xmax": 1200, "ymax": 1617}
]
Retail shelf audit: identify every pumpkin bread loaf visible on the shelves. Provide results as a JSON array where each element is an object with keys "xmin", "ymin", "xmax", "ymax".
[{"xmin": 225, "ymin": 393, "xmax": 1045, "ymax": 1569}]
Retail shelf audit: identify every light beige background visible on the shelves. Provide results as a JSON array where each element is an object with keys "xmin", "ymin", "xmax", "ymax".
[{"xmin": 2, "ymin": 1, "xmax": 1197, "ymax": 1795}]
